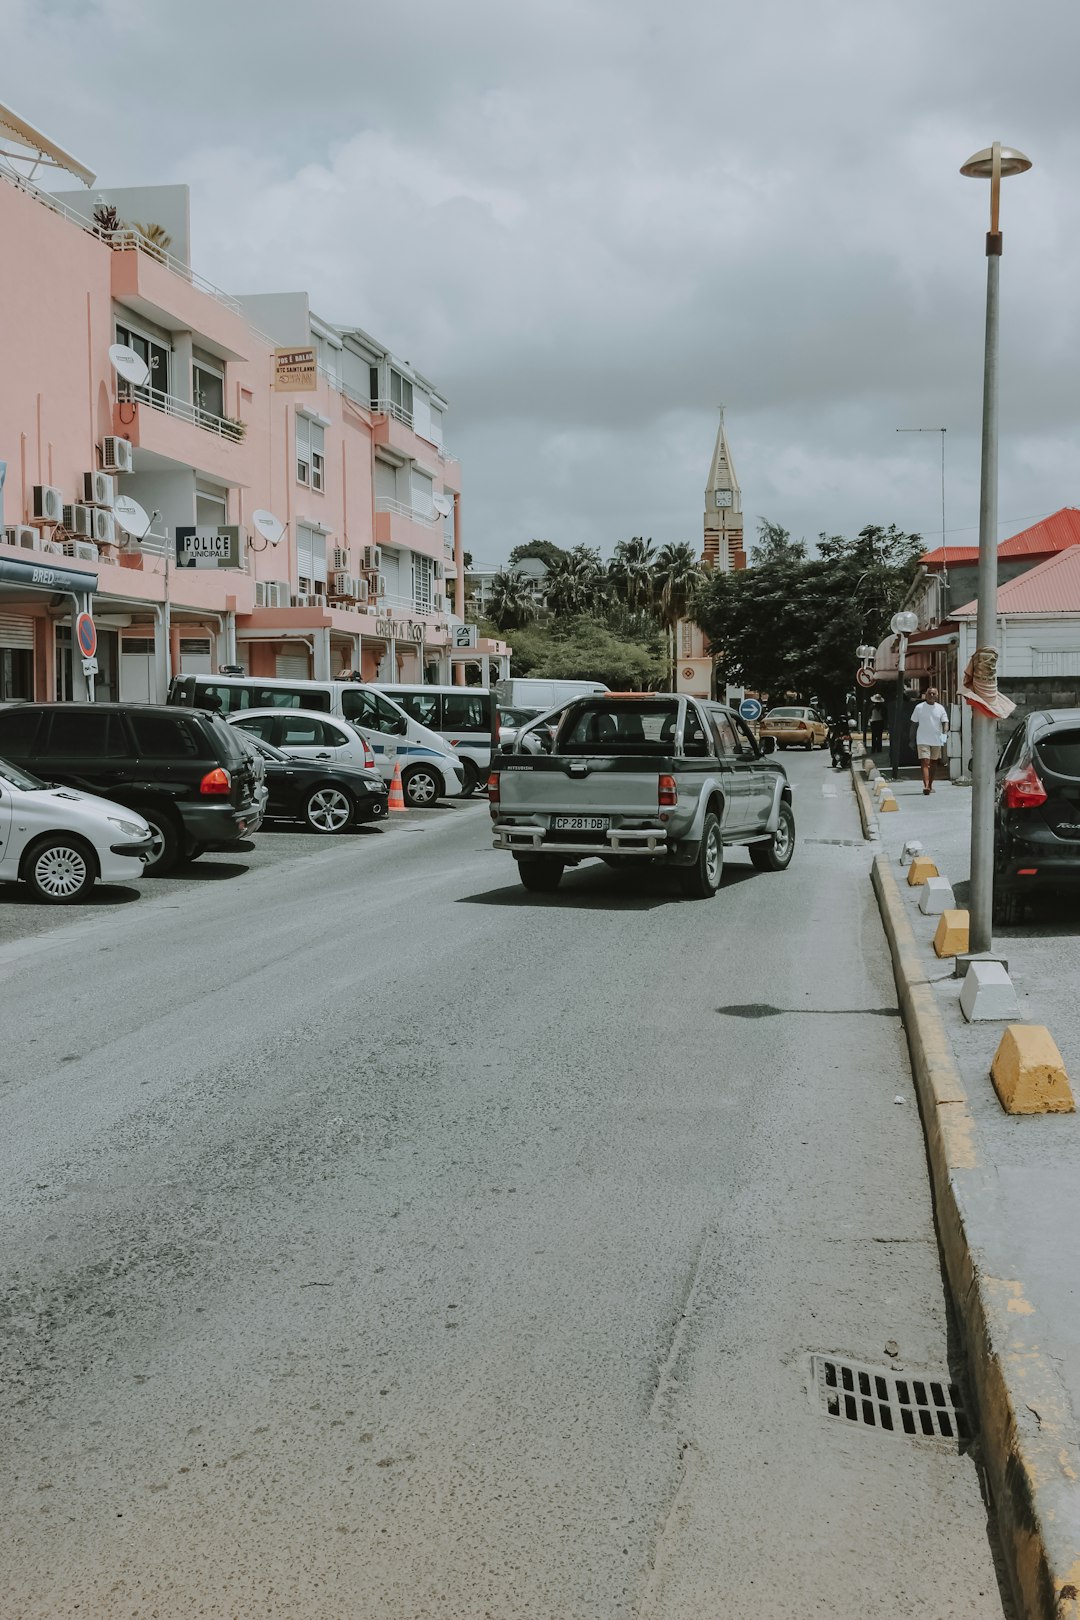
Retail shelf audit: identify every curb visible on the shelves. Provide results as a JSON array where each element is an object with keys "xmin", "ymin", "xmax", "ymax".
[
  {"xmin": 851, "ymin": 761, "xmax": 881, "ymax": 844},
  {"xmin": 871, "ymin": 853, "xmax": 1080, "ymax": 1620}
]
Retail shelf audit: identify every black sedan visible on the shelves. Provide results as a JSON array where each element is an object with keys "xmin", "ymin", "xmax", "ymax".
[
  {"xmin": 236, "ymin": 732, "xmax": 388, "ymax": 832},
  {"xmin": 994, "ymin": 708, "xmax": 1080, "ymax": 922}
]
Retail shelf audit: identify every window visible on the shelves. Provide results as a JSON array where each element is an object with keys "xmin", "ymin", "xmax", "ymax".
[
  {"xmin": 115, "ymin": 319, "xmax": 170, "ymax": 396},
  {"xmin": 412, "ymin": 556, "xmax": 434, "ymax": 613},
  {"xmin": 556, "ymin": 700, "xmax": 679, "ymax": 754},
  {"xmin": 278, "ymin": 715, "xmax": 336, "ymax": 749},
  {"xmin": 340, "ymin": 688, "xmax": 407, "ymax": 735},
  {"xmin": 1035, "ymin": 730, "xmax": 1080, "ymax": 778},
  {"xmin": 45, "ymin": 710, "xmax": 126, "ymax": 759},
  {"xmin": 397, "ymin": 691, "xmax": 440, "ymax": 728},
  {"xmin": 443, "ymin": 693, "xmax": 488, "ymax": 731},
  {"xmin": 390, "ymin": 368, "xmax": 413, "ymax": 422},
  {"xmin": 709, "ymin": 712, "xmax": 740, "ymax": 756},
  {"xmin": 369, "ymin": 366, "xmax": 380, "ymax": 409},
  {"xmin": 130, "ymin": 713, "xmax": 199, "ymax": 758},
  {"xmin": 410, "ymin": 468, "xmax": 434, "ymax": 517},
  {"xmin": 734, "ymin": 717, "xmax": 760, "ymax": 754},
  {"xmin": 0, "ymin": 706, "xmax": 42, "ymax": 753},
  {"xmin": 296, "ymin": 415, "xmax": 325, "ymax": 491},
  {"xmin": 195, "ymin": 486, "xmax": 228, "ymax": 529},
  {"xmin": 236, "ymin": 713, "xmax": 277, "ymax": 741},
  {"xmin": 192, "ymin": 357, "xmax": 225, "ymax": 421},
  {"xmin": 296, "ymin": 525, "xmax": 328, "ymax": 590},
  {"xmin": 683, "ymin": 708, "xmax": 714, "ymax": 758},
  {"xmin": 260, "ymin": 686, "xmax": 331, "ymax": 711}
]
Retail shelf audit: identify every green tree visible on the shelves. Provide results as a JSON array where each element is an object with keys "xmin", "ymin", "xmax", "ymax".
[
  {"xmin": 488, "ymin": 568, "xmax": 539, "ymax": 631},
  {"xmin": 652, "ymin": 542, "xmax": 704, "ymax": 690},
  {"xmin": 512, "ymin": 614, "xmax": 665, "ymax": 690},
  {"xmin": 607, "ymin": 536, "xmax": 657, "ymax": 615},
  {"xmin": 545, "ymin": 545, "xmax": 605, "ymax": 617},
  {"xmin": 508, "ymin": 539, "xmax": 567, "ymax": 572},
  {"xmin": 751, "ymin": 519, "xmax": 807, "ymax": 566},
  {"xmin": 695, "ymin": 523, "xmax": 922, "ymax": 711}
]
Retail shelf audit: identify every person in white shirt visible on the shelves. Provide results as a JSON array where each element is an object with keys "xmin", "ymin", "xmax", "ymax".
[{"xmin": 910, "ymin": 687, "xmax": 950, "ymax": 795}]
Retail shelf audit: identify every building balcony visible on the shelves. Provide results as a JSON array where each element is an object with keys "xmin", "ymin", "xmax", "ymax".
[
  {"xmin": 110, "ymin": 239, "xmax": 249, "ymax": 362},
  {"xmin": 114, "ymin": 385, "xmax": 251, "ymax": 486},
  {"xmin": 374, "ymin": 498, "xmax": 444, "ymax": 558}
]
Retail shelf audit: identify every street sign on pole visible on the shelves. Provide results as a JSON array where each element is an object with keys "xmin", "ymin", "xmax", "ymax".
[
  {"xmin": 855, "ymin": 666, "xmax": 875, "ymax": 689},
  {"xmin": 739, "ymin": 697, "xmax": 763, "ymax": 722},
  {"xmin": 75, "ymin": 612, "xmax": 97, "ymax": 660}
]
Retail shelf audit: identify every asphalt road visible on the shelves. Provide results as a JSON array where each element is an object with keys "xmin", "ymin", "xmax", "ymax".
[{"xmin": 0, "ymin": 755, "xmax": 1010, "ymax": 1618}]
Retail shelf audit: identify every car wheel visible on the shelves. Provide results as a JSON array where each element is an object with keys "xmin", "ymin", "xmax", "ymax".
[
  {"xmin": 142, "ymin": 809, "xmax": 181, "ymax": 876},
  {"xmin": 679, "ymin": 812, "xmax": 723, "ymax": 899},
  {"xmin": 517, "ymin": 858, "xmax": 564, "ymax": 892},
  {"xmin": 749, "ymin": 803, "xmax": 796, "ymax": 871},
  {"xmin": 993, "ymin": 886, "xmax": 1024, "ymax": 926},
  {"xmin": 23, "ymin": 834, "xmax": 96, "ymax": 904},
  {"xmin": 402, "ymin": 765, "xmax": 440, "ymax": 808},
  {"xmin": 304, "ymin": 786, "xmax": 354, "ymax": 833},
  {"xmin": 459, "ymin": 759, "xmax": 480, "ymax": 797}
]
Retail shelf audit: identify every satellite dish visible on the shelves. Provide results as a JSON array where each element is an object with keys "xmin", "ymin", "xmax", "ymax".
[
  {"xmin": 433, "ymin": 493, "xmax": 452, "ymax": 517},
  {"xmin": 252, "ymin": 509, "xmax": 286, "ymax": 545},
  {"xmin": 113, "ymin": 493, "xmax": 151, "ymax": 537},
  {"xmin": 109, "ymin": 343, "xmax": 151, "ymax": 388}
]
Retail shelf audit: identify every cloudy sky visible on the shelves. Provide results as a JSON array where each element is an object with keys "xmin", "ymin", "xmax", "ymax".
[{"xmin": 8, "ymin": 0, "xmax": 1080, "ymax": 565}]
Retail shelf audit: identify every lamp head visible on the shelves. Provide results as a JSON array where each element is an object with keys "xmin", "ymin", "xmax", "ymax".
[{"xmin": 960, "ymin": 144, "xmax": 1032, "ymax": 179}]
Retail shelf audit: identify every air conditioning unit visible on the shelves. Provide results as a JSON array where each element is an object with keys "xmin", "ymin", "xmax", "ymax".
[
  {"xmin": 60, "ymin": 541, "xmax": 98, "ymax": 561},
  {"xmin": 332, "ymin": 547, "xmax": 350, "ymax": 572},
  {"xmin": 82, "ymin": 470, "xmax": 116, "ymax": 506},
  {"xmin": 93, "ymin": 509, "xmax": 116, "ymax": 544},
  {"xmin": 375, "ymin": 574, "xmax": 387, "ymax": 598},
  {"xmin": 292, "ymin": 593, "xmax": 310, "ymax": 608},
  {"xmin": 269, "ymin": 581, "xmax": 290, "ymax": 608},
  {"xmin": 41, "ymin": 540, "xmax": 63, "ymax": 555},
  {"xmin": 62, "ymin": 504, "xmax": 95, "ymax": 538},
  {"xmin": 32, "ymin": 484, "xmax": 64, "ymax": 524},
  {"xmin": 100, "ymin": 436, "xmax": 134, "ymax": 474},
  {"xmin": 356, "ymin": 576, "xmax": 369, "ymax": 601},
  {"xmin": 4, "ymin": 524, "xmax": 38, "ymax": 549},
  {"xmin": 331, "ymin": 570, "xmax": 357, "ymax": 598},
  {"xmin": 312, "ymin": 593, "xmax": 327, "ymax": 607},
  {"xmin": 255, "ymin": 580, "xmax": 269, "ymax": 607},
  {"xmin": 363, "ymin": 545, "xmax": 382, "ymax": 571}
]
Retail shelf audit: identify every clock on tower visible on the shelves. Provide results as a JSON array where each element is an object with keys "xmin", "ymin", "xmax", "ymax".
[{"xmin": 715, "ymin": 489, "xmax": 733, "ymax": 509}]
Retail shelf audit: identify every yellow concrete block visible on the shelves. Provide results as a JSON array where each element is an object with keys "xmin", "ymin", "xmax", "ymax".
[
  {"xmin": 879, "ymin": 793, "xmax": 899, "ymax": 812},
  {"xmin": 933, "ymin": 908, "xmax": 969, "ymax": 957},
  {"xmin": 991, "ymin": 1025, "xmax": 1075, "ymax": 1114},
  {"xmin": 907, "ymin": 856, "xmax": 940, "ymax": 887}
]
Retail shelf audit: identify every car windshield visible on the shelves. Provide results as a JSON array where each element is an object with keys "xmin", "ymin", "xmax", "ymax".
[
  {"xmin": 0, "ymin": 754, "xmax": 44, "ymax": 791},
  {"xmin": 500, "ymin": 707, "xmax": 542, "ymax": 728},
  {"xmin": 555, "ymin": 699, "xmax": 681, "ymax": 754},
  {"xmin": 766, "ymin": 708, "xmax": 805, "ymax": 719},
  {"xmin": 1036, "ymin": 729, "xmax": 1080, "ymax": 779},
  {"xmin": 241, "ymin": 733, "xmax": 291, "ymax": 763}
]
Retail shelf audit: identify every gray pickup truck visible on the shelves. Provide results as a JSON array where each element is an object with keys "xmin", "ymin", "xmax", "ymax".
[{"xmin": 489, "ymin": 693, "xmax": 795, "ymax": 897}]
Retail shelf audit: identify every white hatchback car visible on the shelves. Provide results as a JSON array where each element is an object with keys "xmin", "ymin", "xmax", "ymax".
[
  {"xmin": 0, "ymin": 754, "xmax": 155, "ymax": 902},
  {"xmin": 227, "ymin": 709, "xmax": 377, "ymax": 776}
]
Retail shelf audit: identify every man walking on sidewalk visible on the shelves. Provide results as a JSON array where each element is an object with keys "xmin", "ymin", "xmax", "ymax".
[{"xmin": 911, "ymin": 686, "xmax": 950, "ymax": 794}]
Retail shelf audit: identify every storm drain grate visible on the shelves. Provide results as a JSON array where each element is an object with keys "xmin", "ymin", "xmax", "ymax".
[{"xmin": 811, "ymin": 1354, "xmax": 971, "ymax": 1444}]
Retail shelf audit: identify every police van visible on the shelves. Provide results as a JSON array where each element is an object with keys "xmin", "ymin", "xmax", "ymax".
[
  {"xmin": 370, "ymin": 684, "xmax": 495, "ymax": 795},
  {"xmin": 168, "ymin": 674, "xmax": 464, "ymax": 808}
]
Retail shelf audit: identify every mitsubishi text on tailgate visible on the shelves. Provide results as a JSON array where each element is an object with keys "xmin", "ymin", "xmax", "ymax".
[{"xmin": 488, "ymin": 694, "xmax": 795, "ymax": 897}]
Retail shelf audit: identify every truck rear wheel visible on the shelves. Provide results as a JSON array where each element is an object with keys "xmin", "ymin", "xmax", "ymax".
[
  {"xmin": 517, "ymin": 859, "xmax": 564, "ymax": 893},
  {"xmin": 679, "ymin": 813, "xmax": 722, "ymax": 899},
  {"xmin": 749, "ymin": 803, "xmax": 796, "ymax": 871}
]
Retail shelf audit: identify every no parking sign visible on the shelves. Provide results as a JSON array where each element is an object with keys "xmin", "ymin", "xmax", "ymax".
[{"xmin": 75, "ymin": 612, "xmax": 97, "ymax": 659}]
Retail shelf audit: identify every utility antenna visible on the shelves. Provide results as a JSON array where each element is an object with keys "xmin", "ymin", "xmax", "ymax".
[{"xmin": 896, "ymin": 426, "xmax": 947, "ymax": 587}]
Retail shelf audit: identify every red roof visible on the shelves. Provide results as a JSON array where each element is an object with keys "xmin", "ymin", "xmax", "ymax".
[
  {"xmin": 952, "ymin": 543, "xmax": 1080, "ymax": 616},
  {"xmin": 920, "ymin": 508, "xmax": 1080, "ymax": 568}
]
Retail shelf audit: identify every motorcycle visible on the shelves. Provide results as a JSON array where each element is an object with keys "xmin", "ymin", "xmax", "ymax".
[{"xmin": 827, "ymin": 716, "xmax": 854, "ymax": 770}]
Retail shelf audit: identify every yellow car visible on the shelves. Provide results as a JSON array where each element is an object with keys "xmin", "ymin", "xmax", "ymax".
[{"xmin": 759, "ymin": 705, "xmax": 829, "ymax": 751}]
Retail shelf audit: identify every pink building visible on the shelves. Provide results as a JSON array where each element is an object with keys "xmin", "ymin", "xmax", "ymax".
[{"xmin": 0, "ymin": 106, "xmax": 509, "ymax": 703}]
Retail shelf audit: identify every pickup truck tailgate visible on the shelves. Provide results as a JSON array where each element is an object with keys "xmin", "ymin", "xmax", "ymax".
[{"xmin": 495, "ymin": 755, "xmax": 666, "ymax": 816}]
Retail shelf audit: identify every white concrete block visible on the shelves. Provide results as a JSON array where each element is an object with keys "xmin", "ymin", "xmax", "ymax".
[
  {"xmin": 960, "ymin": 961, "xmax": 1021, "ymax": 1023},
  {"xmin": 901, "ymin": 840, "xmax": 924, "ymax": 867},
  {"xmin": 919, "ymin": 875, "xmax": 954, "ymax": 914}
]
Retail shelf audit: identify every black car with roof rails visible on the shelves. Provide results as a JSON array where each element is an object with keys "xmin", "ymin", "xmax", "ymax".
[
  {"xmin": 994, "ymin": 708, "xmax": 1080, "ymax": 922},
  {"xmin": 234, "ymin": 730, "xmax": 388, "ymax": 831},
  {"xmin": 0, "ymin": 702, "xmax": 260, "ymax": 876}
]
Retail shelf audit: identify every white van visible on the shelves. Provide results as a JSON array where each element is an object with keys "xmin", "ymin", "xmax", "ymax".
[
  {"xmin": 371, "ymin": 684, "xmax": 495, "ymax": 795},
  {"xmin": 494, "ymin": 678, "xmax": 608, "ymax": 710},
  {"xmin": 168, "ymin": 674, "xmax": 464, "ymax": 808}
]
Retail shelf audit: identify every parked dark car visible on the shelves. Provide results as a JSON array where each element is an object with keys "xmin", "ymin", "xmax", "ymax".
[
  {"xmin": 235, "ymin": 731, "xmax": 388, "ymax": 831},
  {"xmin": 994, "ymin": 709, "xmax": 1080, "ymax": 922},
  {"xmin": 0, "ymin": 702, "xmax": 260, "ymax": 876}
]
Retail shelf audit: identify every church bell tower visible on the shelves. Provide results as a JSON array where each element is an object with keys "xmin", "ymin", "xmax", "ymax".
[{"xmin": 703, "ymin": 409, "xmax": 746, "ymax": 571}]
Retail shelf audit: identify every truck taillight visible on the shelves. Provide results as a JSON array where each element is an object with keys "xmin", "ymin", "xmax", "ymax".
[
  {"xmin": 1002, "ymin": 762, "xmax": 1047, "ymax": 809},
  {"xmin": 200, "ymin": 767, "xmax": 232, "ymax": 796},
  {"xmin": 488, "ymin": 772, "xmax": 500, "ymax": 817},
  {"xmin": 658, "ymin": 773, "xmax": 678, "ymax": 807}
]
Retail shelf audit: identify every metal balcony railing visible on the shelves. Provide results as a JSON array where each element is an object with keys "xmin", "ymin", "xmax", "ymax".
[
  {"xmin": 118, "ymin": 380, "xmax": 245, "ymax": 442},
  {"xmin": 375, "ymin": 497, "xmax": 439, "ymax": 529}
]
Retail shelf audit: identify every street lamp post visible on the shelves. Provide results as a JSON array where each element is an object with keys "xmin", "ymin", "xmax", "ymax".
[
  {"xmin": 889, "ymin": 612, "xmax": 918, "ymax": 780},
  {"xmin": 960, "ymin": 141, "xmax": 1032, "ymax": 952}
]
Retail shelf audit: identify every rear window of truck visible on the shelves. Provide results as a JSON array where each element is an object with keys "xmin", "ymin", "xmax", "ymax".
[{"xmin": 555, "ymin": 700, "xmax": 680, "ymax": 754}]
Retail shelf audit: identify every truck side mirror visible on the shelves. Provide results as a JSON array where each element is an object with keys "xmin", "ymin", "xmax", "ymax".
[{"xmin": 760, "ymin": 734, "xmax": 777, "ymax": 754}]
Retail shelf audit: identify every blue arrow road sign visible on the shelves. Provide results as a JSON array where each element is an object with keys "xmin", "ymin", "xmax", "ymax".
[{"xmin": 739, "ymin": 698, "xmax": 763, "ymax": 721}]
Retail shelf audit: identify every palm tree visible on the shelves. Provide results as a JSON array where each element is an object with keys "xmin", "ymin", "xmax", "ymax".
[
  {"xmin": 488, "ymin": 568, "xmax": 539, "ymax": 631},
  {"xmin": 545, "ymin": 545, "xmax": 604, "ymax": 617},
  {"xmin": 131, "ymin": 221, "xmax": 173, "ymax": 261},
  {"xmin": 653, "ymin": 542, "xmax": 705, "ymax": 689},
  {"xmin": 607, "ymin": 536, "xmax": 658, "ymax": 616}
]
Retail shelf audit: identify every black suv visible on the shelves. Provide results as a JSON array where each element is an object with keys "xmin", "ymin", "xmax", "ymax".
[
  {"xmin": 994, "ymin": 708, "xmax": 1080, "ymax": 922},
  {"xmin": 0, "ymin": 703, "xmax": 260, "ymax": 875}
]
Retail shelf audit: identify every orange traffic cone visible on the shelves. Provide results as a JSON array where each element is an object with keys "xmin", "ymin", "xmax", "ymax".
[{"xmin": 388, "ymin": 759, "xmax": 406, "ymax": 812}]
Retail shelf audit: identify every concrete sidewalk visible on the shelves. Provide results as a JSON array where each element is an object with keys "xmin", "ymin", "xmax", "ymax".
[{"xmin": 859, "ymin": 767, "xmax": 1080, "ymax": 1618}]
